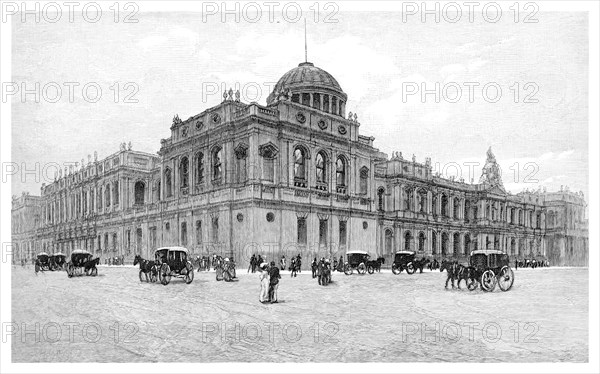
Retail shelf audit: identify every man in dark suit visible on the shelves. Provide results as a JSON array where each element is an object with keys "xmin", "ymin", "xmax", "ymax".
[{"xmin": 268, "ymin": 261, "xmax": 281, "ymax": 303}]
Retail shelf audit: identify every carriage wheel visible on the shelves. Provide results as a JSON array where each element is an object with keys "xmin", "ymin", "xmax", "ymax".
[
  {"xmin": 391, "ymin": 264, "xmax": 401, "ymax": 275},
  {"xmin": 367, "ymin": 265, "xmax": 374, "ymax": 274},
  {"xmin": 216, "ymin": 267, "xmax": 224, "ymax": 281},
  {"xmin": 480, "ymin": 270, "xmax": 497, "ymax": 292},
  {"xmin": 497, "ymin": 266, "xmax": 514, "ymax": 292},
  {"xmin": 150, "ymin": 265, "xmax": 158, "ymax": 283},
  {"xmin": 185, "ymin": 262, "xmax": 194, "ymax": 284},
  {"xmin": 406, "ymin": 263, "xmax": 416, "ymax": 275},
  {"xmin": 343, "ymin": 264, "xmax": 352, "ymax": 276},
  {"xmin": 139, "ymin": 269, "xmax": 146, "ymax": 282},
  {"xmin": 357, "ymin": 263, "xmax": 366, "ymax": 274},
  {"xmin": 467, "ymin": 279, "xmax": 478, "ymax": 291},
  {"xmin": 160, "ymin": 263, "xmax": 171, "ymax": 285}
]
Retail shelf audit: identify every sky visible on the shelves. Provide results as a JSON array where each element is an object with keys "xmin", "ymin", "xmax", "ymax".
[{"xmin": 10, "ymin": 7, "xmax": 589, "ymax": 200}]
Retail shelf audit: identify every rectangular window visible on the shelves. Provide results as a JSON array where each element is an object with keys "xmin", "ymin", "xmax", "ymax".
[
  {"xmin": 136, "ymin": 228, "xmax": 143, "ymax": 252},
  {"xmin": 319, "ymin": 219, "xmax": 328, "ymax": 246},
  {"xmin": 181, "ymin": 222, "xmax": 188, "ymax": 246},
  {"xmin": 297, "ymin": 217, "xmax": 307, "ymax": 245},
  {"xmin": 339, "ymin": 220, "xmax": 347, "ymax": 246},
  {"xmin": 149, "ymin": 227, "xmax": 156, "ymax": 249},
  {"xmin": 212, "ymin": 218, "xmax": 219, "ymax": 243},
  {"xmin": 112, "ymin": 233, "xmax": 117, "ymax": 252},
  {"xmin": 196, "ymin": 220, "xmax": 202, "ymax": 245},
  {"xmin": 126, "ymin": 230, "xmax": 131, "ymax": 249},
  {"xmin": 263, "ymin": 158, "xmax": 274, "ymax": 182}
]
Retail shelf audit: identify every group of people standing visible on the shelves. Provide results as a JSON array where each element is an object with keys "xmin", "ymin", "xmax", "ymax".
[{"xmin": 258, "ymin": 261, "xmax": 281, "ymax": 303}]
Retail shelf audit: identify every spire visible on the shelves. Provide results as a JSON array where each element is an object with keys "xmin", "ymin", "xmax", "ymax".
[{"xmin": 304, "ymin": 18, "xmax": 307, "ymax": 63}]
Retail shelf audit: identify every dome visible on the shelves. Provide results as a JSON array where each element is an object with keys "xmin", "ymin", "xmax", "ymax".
[{"xmin": 267, "ymin": 62, "xmax": 347, "ymax": 109}]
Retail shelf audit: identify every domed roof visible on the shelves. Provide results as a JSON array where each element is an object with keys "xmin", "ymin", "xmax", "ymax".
[{"xmin": 267, "ymin": 62, "xmax": 346, "ymax": 104}]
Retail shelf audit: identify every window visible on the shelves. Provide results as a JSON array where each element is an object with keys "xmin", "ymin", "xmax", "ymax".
[
  {"xmin": 104, "ymin": 233, "xmax": 109, "ymax": 252},
  {"xmin": 212, "ymin": 217, "xmax": 219, "ymax": 243},
  {"xmin": 336, "ymin": 157, "xmax": 346, "ymax": 188},
  {"xmin": 195, "ymin": 220, "xmax": 202, "ymax": 245},
  {"xmin": 313, "ymin": 93, "xmax": 320, "ymax": 109},
  {"xmin": 134, "ymin": 181, "xmax": 145, "ymax": 205},
  {"xmin": 294, "ymin": 147, "xmax": 306, "ymax": 182},
  {"xmin": 149, "ymin": 227, "xmax": 157, "ymax": 249},
  {"xmin": 213, "ymin": 147, "xmax": 223, "ymax": 181},
  {"xmin": 181, "ymin": 222, "xmax": 187, "ymax": 246},
  {"xmin": 339, "ymin": 220, "xmax": 347, "ymax": 246},
  {"xmin": 464, "ymin": 234, "xmax": 471, "ymax": 255},
  {"xmin": 136, "ymin": 228, "xmax": 143, "ymax": 252},
  {"xmin": 403, "ymin": 187, "xmax": 412, "ymax": 211},
  {"xmin": 112, "ymin": 233, "xmax": 117, "ymax": 252},
  {"xmin": 441, "ymin": 232, "xmax": 449, "ymax": 255},
  {"xmin": 319, "ymin": 219, "xmax": 328, "ymax": 246},
  {"xmin": 404, "ymin": 231, "xmax": 412, "ymax": 251},
  {"xmin": 377, "ymin": 188, "xmax": 385, "ymax": 211},
  {"xmin": 418, "ymin": 232, "xmax": 426, "ymax": 252},
  {"xmin": 385, "ymin": 229, "xmax": 393, "ymax": 254},
  {"xmin": 180, "ymin": 156, "xmax": 189, "ymax": 188},
  {"xmin": 441, "ymin": 194, "xmax": 448, "ymax": 217},
  {"xmin": 464, "ymin": 200, "xmax": 470, "ymax": 222},
  {"xmin": 316, "ymin": 152, "xmax": 326, "ymax": 185},
  {"xmin": 297, "ymin": 217, "xmax": 307, "ymax": 244},
  {"xmin": 97, "ymin": 235, "xmax": 101, "ymax": 252},
  {"xmin": 126, "ymin": 230, "xmax": 131, "ymax": 250},
  {"xmin": 113, "ymin": 181, "xmax": 119, "ymax": 205},
  {"xmin": 195, "ymin": 152, "xmax": 204, "ymax": 184},
  {"xmin": 235, "ymin": 147, "xmax": 247, "ymax": 183},
  {"xmin": 359, "ymin": 167, "xmax": 369, "ymax": 195},
  {"xmin": 165, "ymin": 168, "xmax": 172, "ymax": 197},
  {"xmin": 418, "ymin": 190, "xmax": 426, "ymax": 213},
  {"xmin": 263, "ymin": 158, "xmax": 274, "ymax": 182},
  {"xmin": 432, "ymin": 232, "xmax": 437, "ymax": 254},
  {"xmin": 432, "ymin": 195, "xmax": 437, "ymax": 216},
  {"xmin": 323, "ymin": 95, "xmax": 329, "ymax": 112},
  {"xmin": 302, "ymin": 93, "xmax": 310, "ymax": 106},
  {"xmin": 291, "ymin": 93, "xmax": 300, "ymax": 103},
  {"xmin": 105, "ymin": 184, "xmax": 111, "ymax": 207},
  {"xmin": 453, "ymin": 232, "xmax": 460, "ymax": 255},
  {"xmin": 453, "ymin": 198, "xmax": 460, "ymax": 219}
]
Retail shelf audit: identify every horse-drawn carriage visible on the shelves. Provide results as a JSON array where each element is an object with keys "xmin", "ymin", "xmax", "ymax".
[
  {"xmin": 344, "ymin": 250, "xmax": 370, "ymax": 275},
  {"xmin": 49, "ymin": 252, "xmax": 66, "ymax": 271},
  {"xmin": 34, "ymin": 252, "xmax": 51, "ymax": 273},
  {"xmin": 391, "ymin": 251, "xmax": 416, "ymax": 275},
  {"xmin": 155, "ymin": 247, "xmax": 194, "ymax": 285},
  {"xmin": 468, "ymin": 250, "xmax": 514, "ymax": 292},
  {"xmin": 66, "ymin": 249, "xmax": 99, "ymax": 277}
]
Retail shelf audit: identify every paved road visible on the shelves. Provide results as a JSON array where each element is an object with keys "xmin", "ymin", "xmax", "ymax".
[{"xmin": 11, "ymin": 266, "xmax": 588, "ymax": 362}]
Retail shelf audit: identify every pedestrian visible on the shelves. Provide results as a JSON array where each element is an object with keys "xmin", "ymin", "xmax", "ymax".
[
  {"xmin": 290, "ymin": 257, "xmax": 297, "ymax": 277},
  {"xmin": 248, "ymin": 254, "xmax": 256, "ymax": 273},
  {"xmin": 311, "ymin": 257, "xmax": 318, "ymax": 278},
  {"xmin": 258, "ymin": 262, "xmax": 270, "ymax": 303},
  {"xmin": 296, "ymin": 254, "xmax": 302, "ymax": 273},
  {"xmin": 280, "ymin": 255, "xmax": 286, "ymax": 271},
  {"xmin": 268, "ymin": 261, "xmax": 281, "ymax": 303}
]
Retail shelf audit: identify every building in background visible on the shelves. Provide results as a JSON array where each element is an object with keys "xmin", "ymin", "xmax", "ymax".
[{"xmin": 12, "ymin": 61, "xmax": 589, "ymax": 267}]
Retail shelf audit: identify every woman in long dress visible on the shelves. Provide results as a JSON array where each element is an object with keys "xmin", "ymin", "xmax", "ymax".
[{"xmin": 259, "ymin": 263, "xmax": 270, "ymax": 303}]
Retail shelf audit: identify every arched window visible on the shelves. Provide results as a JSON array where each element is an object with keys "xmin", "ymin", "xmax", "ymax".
[
  {"xmin": 464, "ymin": 234, "xmax": 471, "ymax": 255},
  {"xmin": 377, "ymin": 187, "xmax": 385, "ymax": 211},
  {"xmin": 432, "ymin": 231, "xmax": 437, "ymax": 254},
  {"xmin": 441, "ymin": 194, "xmax": 448, "ymax": 217},
  {"xmin": 113, "ymin": 181, "xmax": 119, "ymax": 206},
  {"xmin": 165, "ymin": 168, "xmax": 172, "ymax": 197},
  {"xmin": 431, "ymin": 194, "xmax": 438, "ymax": 216},
  {"xmin": 453, "ymin": 232, "xmax": 460, "ymax": 255},
  {"xmin": 212, "ymin": 147, "xmax": 222, "ymax": 181},
  {"xmin": 453, "ymin": 197, "xmax": 460, "ymax": 219},
  {"xmin": 536, "ymin": 212, "xmax": 542, "ymax": 229},
  {"xmin": 336, "ymin": 157, "xmax": 346, "ymax": 189},
  {"xmin": 418, "ymin": 232, "xmax": 426, "ymax": 252},
  {"xmin": 294, "ymin": 147, "xmax": 306, "ymax": 184},
  {"xmin": 105, "ymin": 184, "xmax": 111, "ymax": 207},
  {"xmin": 316, "ymin": 151, "xmax": 326, "ymax": 185},
  {"xmin": 134, "ymin": 181, "xmax": 145, "ymax": 205},
  {"xmin": 359, "ymin": 167, "xmax": 369, "ymax": 195},
  {"xmin": 441, "ymin": 232, "xmax": 449, "ymax": 255},
  {"xmin": 385, "ymin": 229, "xmax": 393, "ymax": 254},
  {"xmin": 510, "ymin": 238, "xmax": 516, "ymax": 255},
  {"xmin": 404, "ymin": 187, "xmax": 412, "ymax": 211},
  {"xmin": 195, "ymin": 152, "xmax": 204, "ymax": 184},
  {"xmin": 418, "ymin": 189, "xmax": 427, "ymax": 213},
  {"xmin": 179, "ymin": 156, "xmax": 189, "ymax": 188},
  {"xmin": 404, "ymin": 231, "xmax": 412, "ymax": 251}
]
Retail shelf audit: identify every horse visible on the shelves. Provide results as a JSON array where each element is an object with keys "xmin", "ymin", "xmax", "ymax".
[
  {"xmin": 366, "ymin": 257, "xmax": 385, "ymax": 273},
  {"xmin": 413, "ymin": 257, "xmax": 430, "ymax": 273},
  {"xmin": 133, "ymin": 255, "xmax": 156, "ymax": 282},
  {"xmin": 83, "ymin": 257, "xmax": 100, "ymax": 275},
  {"xmin": 454, "ymin": 264, "xmax": 477, "ymax": 289},
  {"xmin": 440, "ymin": 260, "xmax": 460, "ymax": 289}
]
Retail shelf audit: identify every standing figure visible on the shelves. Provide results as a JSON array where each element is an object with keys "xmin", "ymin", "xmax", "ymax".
[
  {"xmin": 248, "ymin": 254, "xmax": 256, "ymax": 273},
  {"xmin": 290, "ymin": 257, "xmax": 297, "ymax": 277},
  {"xmin": 258, "ymin": 263, "xmax": 270, "ymax": 303},
  {"xmin": 311, "ymin": 258, "xmax": 318, "ymax": 278},
  {"xmin": 268, "ymin": 261, "xmax": 281, "ymax": 303},
  {"xmin": 296, "ymin": 254, "xmax": 302, "ymax": 273},
  {"xmin": 280, "ymin": 255, "xmax": 286, "ymax": 271}
]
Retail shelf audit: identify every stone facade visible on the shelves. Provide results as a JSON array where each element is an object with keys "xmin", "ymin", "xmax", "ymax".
[{"xmin": 12, "ymin": 62, "xmax": 589, "ymax": 267}]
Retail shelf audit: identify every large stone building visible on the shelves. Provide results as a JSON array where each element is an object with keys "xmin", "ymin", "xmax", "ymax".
[{"xmin": 12, "ymin": 61, "xmax": 589, "ymax": 267}]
